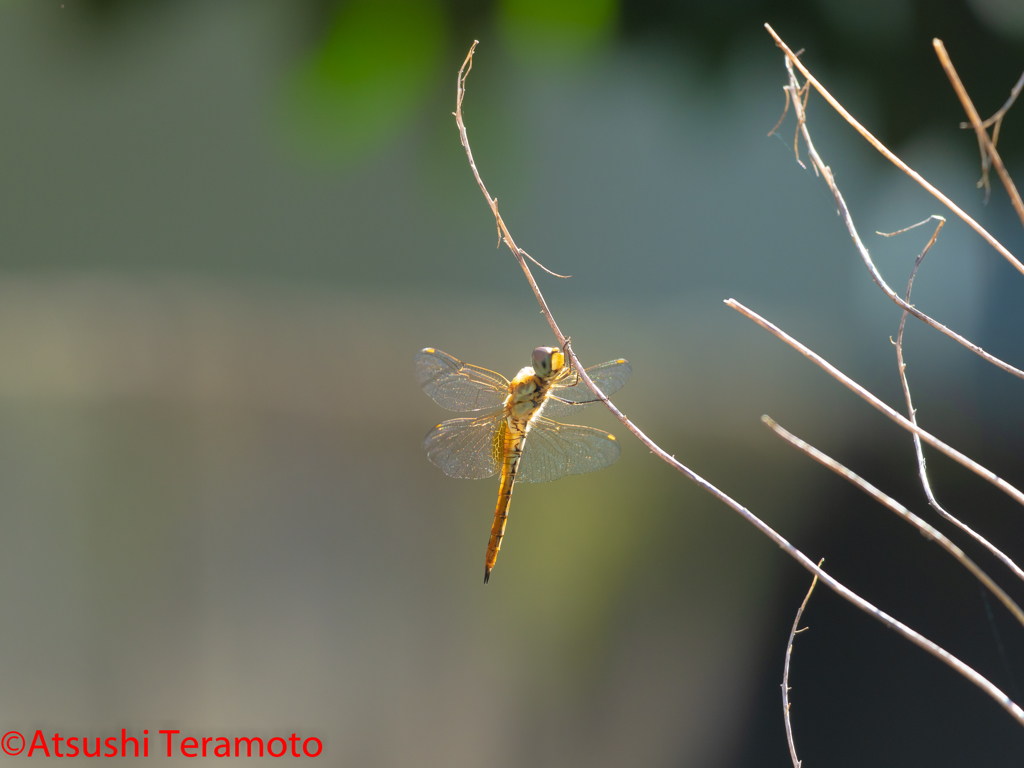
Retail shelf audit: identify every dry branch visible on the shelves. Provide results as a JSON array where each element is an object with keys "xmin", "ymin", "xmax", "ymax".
[
  {"xmin": 964, "ymin": 69, "xmax": 1024, "ymax": 131},
  {"xmin": 777, "ymin": 52, "xmax": 1024, "ymax": 382},
  {"xmin": 782, "ymin": 562, "xmax": 821, "ymax": 768},
  {"xmin": 764, "ymin": 23, "xmax": 1024, "ymax": 278},
  {"xmin": 933, "ymin": 39, "xmax": 1024, "ymax": 229},
  {"xmin": 763, "ymin": 417, "xmax": 1024, "ymax": 630},
  {"xmin": 771, "ymin": 40, "xmax": 1024, "ymax": 584},
  {"xmin": 957, "ymin": 66, "xmax": 1024, "ymax": 200},
  {"xmin": 453, "ymin": 40, "xmax": 1024, "ymax": 728},
  {"xmin": 891, "ymin": 220, "xmax": 1024, "ymax": 584},
  {"xmin": 727, "ymin": 298, "xmax": 1024, "ymax": 510}
]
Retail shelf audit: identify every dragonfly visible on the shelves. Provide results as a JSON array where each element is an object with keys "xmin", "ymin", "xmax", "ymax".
[{"xmin": 415, "ymin": 346, "xmax": 631, "ymax": 583}]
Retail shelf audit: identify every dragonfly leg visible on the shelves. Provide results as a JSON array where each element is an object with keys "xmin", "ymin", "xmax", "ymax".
[{"xmin": 550, "ymin": 395, "xmax": 605, "ymax": 407}]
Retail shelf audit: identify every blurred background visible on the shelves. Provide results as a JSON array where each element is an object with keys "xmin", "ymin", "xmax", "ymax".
[{"xmin": 0, "ymin": 0, "xmax": 1023, "ymax": 764}]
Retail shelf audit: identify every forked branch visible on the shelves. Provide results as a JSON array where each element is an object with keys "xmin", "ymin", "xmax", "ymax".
[
  {"xmin": 453, "ymin": 41, "xmax": 1024, "ymax": 728},
  {"xmin": 957, "ymin": 66, "xmax": 1024, "ymax": 201},
  {"xmin": 890, "ymin": 220, "xmax": 1024, "ymax": 584},
  {"xmin": 763, "ymin": 417, "xmax": 1024, "ymax": 630},
  {"xmin": 767, "ymin": 46, "xmax": 1024, "ymax": 568},
  {"xmin": 764, "ymin": 23, "xmax": 1024, "ymax": 278},
  {"xmin": 933, "ymin": 39, "xmax": 1024, "ymax": 229},
  {"xmin": 964, "ymin": 69, "xmax": 1024, "ymax": 131},
  {"xmin": 727, "ymin": 299, "xmax": 1024, "ymax": 511},
  {"xmin": 778, "ymin": 53, "xmax": 1024, "ymax": 382}
]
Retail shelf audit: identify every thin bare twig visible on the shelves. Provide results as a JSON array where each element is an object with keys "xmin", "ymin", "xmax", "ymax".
[
  {"xmin": 958, "ymin": 69, "xmax": 1024, "ymax": 200},
  {"xmin": 962, "ymin": 69, "xmax": 1024, "ymax": 130},
  {"xmin": 766, "ymin": 45, "xmax": 810, "ymax": 167},
  {"xmin": 454, "ymin": 41, "xmax": 570, "ymax": 281},
  {"xmin": 767, "ymin": 83, "xmax": 792, "ymax": 139},
  {"xmin": 934, "ymin": 39, "xmax": 1024, "ymax": 229},
  {"xmin": 785, "ymin": 79, "xmax": 811, "ymax": 168},
  {"xmin": 764, "ymin": 23, "xmax": 1024, "ymax": 278},
  {"xmin": 876, "ymin": 216, "xmax": 945, "ymax": 239},
  {"xmin": 764, "ymin": 417, "xmax": 1024, "ymax": 630},
  {"xmin": 891, "ymin": 220, "xmax": 1024, "ymax": 584},
  {"xmin": 454, "ymin": 41, "xmax": 1024, "ymax": 728},
  {"xmin": 779, "ymin": 54, "xmax": 1024, "ymax": 382},
  {"xmin": 727, "ymin": 299, "xmax": 1024, "ymax": 511},
  {"xmin": 782, "ymin": 560, "xmax": 821, "ymax": 768},
  {"xmin": 521, "ymin": 247, "xmax": 571, "ymax": 279}
]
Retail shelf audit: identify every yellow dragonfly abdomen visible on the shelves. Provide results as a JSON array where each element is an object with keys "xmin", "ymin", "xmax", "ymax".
[{"xmin": 485, "ymin": 420, "xmax": 520, "ymax": 582}]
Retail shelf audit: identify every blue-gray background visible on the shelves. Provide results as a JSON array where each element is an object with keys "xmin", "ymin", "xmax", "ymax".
[{"xmin": 1, "ymin": 0, "xmax": 1023, "ymax": 764}]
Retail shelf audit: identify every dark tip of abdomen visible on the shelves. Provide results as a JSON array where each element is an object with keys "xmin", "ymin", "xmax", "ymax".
[{"xmin": 484, "ymin": 568, "xmax": 491, "ymax": 584}]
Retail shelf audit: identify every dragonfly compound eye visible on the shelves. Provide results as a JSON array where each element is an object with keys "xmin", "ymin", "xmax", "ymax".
[{"xmin": 532, "ymin": 346, "xmax": 556, "ymax": 376}]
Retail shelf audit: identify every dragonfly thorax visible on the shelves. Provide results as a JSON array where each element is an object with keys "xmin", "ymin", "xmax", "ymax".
[{"xmin": 506, "ymin": 367, "xmax": 552, "ymax": 422}]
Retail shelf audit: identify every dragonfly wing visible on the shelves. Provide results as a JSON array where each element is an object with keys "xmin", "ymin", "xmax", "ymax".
[
  {"xmin": 415, "ymin": 348, "xmax": 510, "ymax": 412},
  {"xmin": 423, "ymin": 414, "xmax": 504, "ymax": 479},
  {"xmin": 543, "ymin": 358, "xmax": 631, "ymax": 418},
  {"xmin": 517, "ymin": 417, "xmax": 621, "ymax": 483}
]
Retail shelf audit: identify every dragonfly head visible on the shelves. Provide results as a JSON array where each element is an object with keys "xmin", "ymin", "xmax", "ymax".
[{"xmin": 531, "ymin": 346, "xmax": 565, "ymax": 378}]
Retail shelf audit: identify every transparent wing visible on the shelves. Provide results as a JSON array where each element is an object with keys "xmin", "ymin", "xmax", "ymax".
[
  {"xmin": 543, "ymin": 358, "xmax": 631, "ymax": 419},
  {"xmin": 517, "ymin": 417, "xmax": 621, "ymax": 483},
  {"xmin": 423, "ymin": 414, "xmax": 505, "ymax": 479},
  {"xmin": 415, "ymin": 348, "xmax": 510, "ymax": 412}
]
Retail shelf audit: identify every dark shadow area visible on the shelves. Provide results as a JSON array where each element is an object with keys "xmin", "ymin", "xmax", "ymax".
[{"xmin": 732, "ymin": 435, "xmax": 1024, "ymax": 766}]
